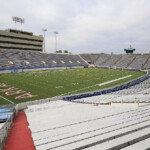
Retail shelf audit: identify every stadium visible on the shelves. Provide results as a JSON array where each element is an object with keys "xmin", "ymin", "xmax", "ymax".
[{"xmin": 0, "ymin": 27, "xmax": 150, "ymax": 150}]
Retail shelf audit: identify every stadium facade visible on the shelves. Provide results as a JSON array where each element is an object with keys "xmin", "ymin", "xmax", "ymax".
[{"xmin": 0, "ymin": 29, "xmax": 43, "ymax": 51}]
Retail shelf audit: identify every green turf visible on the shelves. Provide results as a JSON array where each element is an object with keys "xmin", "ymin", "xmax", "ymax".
[
  {"xmin": 0, "ymin": 98, "xmax": 12, "ymax": 104},
  {"xmin": 0, "ymin": 68, "xmax": 145, "ymax": 104}
]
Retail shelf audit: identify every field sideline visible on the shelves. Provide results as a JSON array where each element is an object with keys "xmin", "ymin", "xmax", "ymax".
[{"xmin": 0, "ymin": 68, "xmax": 145, "ymax": 104}]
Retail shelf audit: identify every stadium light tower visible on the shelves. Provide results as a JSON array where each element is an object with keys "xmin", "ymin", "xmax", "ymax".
[
  {"xmin": 42, "ymin": 29, "xmax": 47, "ymax": 52},
  {"xmin": 12, "ymin": 16, "xmax": 24, "ymax": 29},
  {"xmin": 54, "ymin": 32, "xmax": 58, "ymax": 52}
]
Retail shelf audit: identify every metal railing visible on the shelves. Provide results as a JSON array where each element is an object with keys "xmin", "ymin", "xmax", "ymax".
[{"xmin": 0, "ymin": 105, "xmax": 18, "ymax": 150}]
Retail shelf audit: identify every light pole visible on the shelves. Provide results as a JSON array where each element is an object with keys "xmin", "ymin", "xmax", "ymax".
[
  {"xmin": 54, "ymin": 32, "xmax": 58, "ymax": 52},
  {"xmin": 42, "ymin": 29, "xmax": 47, "ymax": 52}
]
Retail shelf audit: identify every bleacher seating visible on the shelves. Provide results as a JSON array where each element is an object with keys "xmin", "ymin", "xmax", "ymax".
[
  {"xmin": 0, "ymin": 51, "xmax": 15, "ymax": 69},
  {"xmin": 128, "ymin": 54, "xmax": 148, "ymax": 69},
  {"xmin": 73, "ymin": 77, "xmax": 150, "ymax": 104},
  {"xmin": 111, "ymin": 55, "xmax": 134, "ymax": 68},
  {"xmin": 80, "ymin": 54, "xmax": 92, "ymax": 63},
  {"xmin": 0, "ymin": 50, "xmax": 88, "ymax": 70},
  {"xmin": 94, "ymin": 54, "xmax": 109, "ymax": 66},
  {"xmin": 121, "ymin": 138, "xmax": 150, "ymax": 150},
  {"xmin": 102, "ymin": 55, "xmax": 121, "ymax": 66},
  {"xmin": 1, "ymin": 50, "xmax": 150, "ymax": 70},
  {"xmin": 144, "ymin": 55, "xmax": 150, "ymax": 69},
  {"xmin": 80, "ymin": 53, "xmax": 150, "ymax": 69},
  {"xmin": 25, "ymin": 100, "xmax": 150, "ymax": 150}
]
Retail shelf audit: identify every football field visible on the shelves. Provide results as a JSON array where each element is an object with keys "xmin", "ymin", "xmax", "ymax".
[{"xmin": 0, "ymin": 68, "xmax": 145, "ymax": 104}]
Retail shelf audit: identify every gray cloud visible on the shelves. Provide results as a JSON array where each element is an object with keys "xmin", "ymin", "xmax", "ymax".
[{"xmin": 0, "ymin": 0, "xmax": 150, "ymax": 54}]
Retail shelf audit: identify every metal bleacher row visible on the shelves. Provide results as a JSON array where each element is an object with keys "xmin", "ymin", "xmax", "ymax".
[
  {"xmin": 1, "ymin": 50, "xmax": 150, "ymax": 70},
  {"xmin": 25, "ymin": 100, "xmax": 150, "ymax": 150},
  {"xmin": 80, "ymin": 53, "xmax": 150, "ymax": 69},
  {"xmin": 0, "ymin": 50, "xmax": 88, "ymax": 70},
  {"xmin": 74, "ymin": 77, "xmax": 150, "ymax": 104}
]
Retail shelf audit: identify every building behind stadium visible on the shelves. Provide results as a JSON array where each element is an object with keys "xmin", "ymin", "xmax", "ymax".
[{"xmin": 0, "ymin": 29, "xmax": 43, "ymax": 52}]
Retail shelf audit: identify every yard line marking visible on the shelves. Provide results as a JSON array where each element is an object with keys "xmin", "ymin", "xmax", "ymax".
[
  {"xmin": 0, "ymin": 95, "xmax": 14, "ymax": 104},
  {"xmin": 98, "ymin": 75, "xmax": 132, "ymax": 86},
  {"xmin": 61, "ymin": 75, "xmax": 132, "ymax": 95}
]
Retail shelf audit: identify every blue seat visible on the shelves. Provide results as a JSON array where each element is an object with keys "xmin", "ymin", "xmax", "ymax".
[
  {"xmin": 0, "ymin": 108, "xmax": 14, "ymax": 113},
  {"xmin": 0, "ymin": 113, "xmax": 12, "ymax": 121}
]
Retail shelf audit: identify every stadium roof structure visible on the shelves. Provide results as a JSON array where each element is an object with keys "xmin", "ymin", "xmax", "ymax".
[
  {"xmin": 124, "ymin": 45, "xmax": 135, "ymax": 54},
  {"xmin": 6, "ymin": 29, "xmax": 33, "ymax": 36}
]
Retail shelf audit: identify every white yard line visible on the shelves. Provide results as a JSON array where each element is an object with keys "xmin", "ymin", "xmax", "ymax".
[
  {"xmin": 62, "ymin": 75, "xmax": 132, "ymax": 95},
  {"xmin": 0, "ymin": 95, "xmax": 14, "ymax": 104},
  {"xmin": 98, "ymin": 75, "xmax": 132, "ymax": 86}
]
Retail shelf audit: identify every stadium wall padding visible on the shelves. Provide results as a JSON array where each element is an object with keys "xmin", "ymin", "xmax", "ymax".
[
  {"xmin": 0, "ymin": 65, "xmax": 85, "ymax": 72},
  {"xmin": 0, "ymin": 65, "xmax": 143, "ymax": 72},
  {"xmin": 96, "ymin": 65, "xmax": 142, "ymax": 71}
]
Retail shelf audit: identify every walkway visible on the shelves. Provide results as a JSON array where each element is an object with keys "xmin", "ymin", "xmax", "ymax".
[{"xmin": 3, "ymin": 111, "xmax": 35, "ymax": 150}]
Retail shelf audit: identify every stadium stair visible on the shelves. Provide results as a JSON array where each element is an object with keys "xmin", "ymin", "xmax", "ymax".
[
  {"xmin": 3, "ymin": 111, "xmax": 35, "ymax": 150},
  {"xmin": 17, "ymin": 52, "xmax": 32, "ymax": 67},
  {"xmin": 94, "ymin": 55, "xmax": 100, "ymax": 63},
  {"xmin": 100, "ymin": 55, "xmax": 112, "ymax": 66},
  {"xmin": 111, "ymin": 55, "xmax": 123, "ymax": 66},
  {"xmin": 0, "ymin": 50, "xmax": 16, "ymax": 67},
  {"xmin": 126, "ymin": 55, "xmax": 136, "ymax": 68},
  {"xmin": 143, "ymin": 55, "xmax": 150, "ymax": 69}
]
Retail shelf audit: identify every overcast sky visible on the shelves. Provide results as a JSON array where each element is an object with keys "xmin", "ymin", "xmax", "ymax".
[{"xmin": 1, "ymin": 0, "xmax": 150, "ymax": 54}]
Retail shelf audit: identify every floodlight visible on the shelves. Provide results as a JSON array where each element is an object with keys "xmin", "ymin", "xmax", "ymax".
[{"xmin": 12, "ymin": 16, "xmax": 25, "ymax": 28}]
